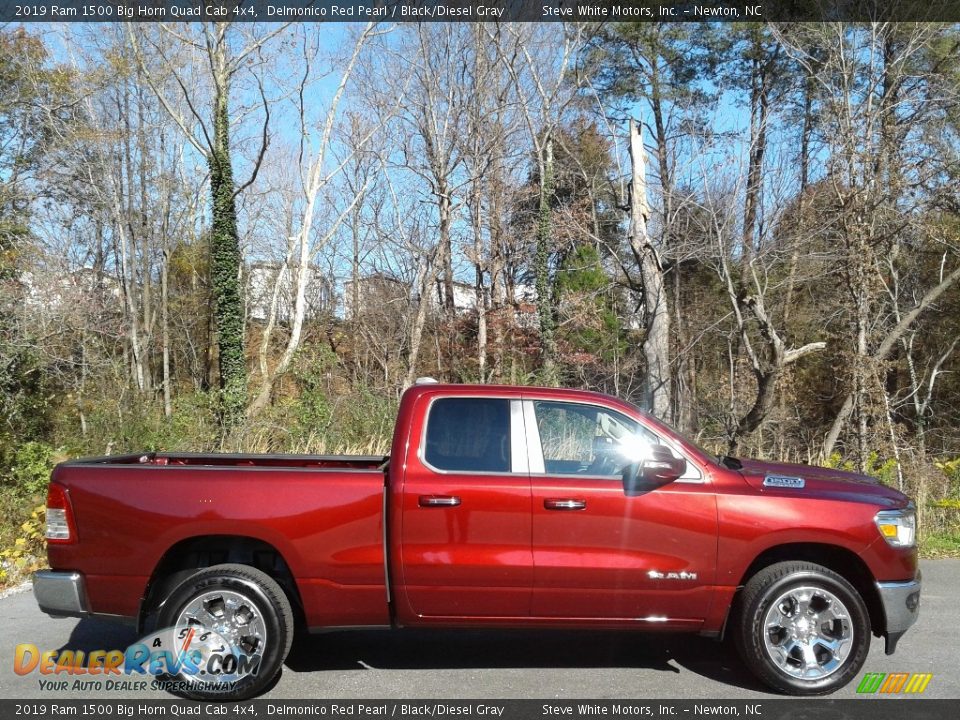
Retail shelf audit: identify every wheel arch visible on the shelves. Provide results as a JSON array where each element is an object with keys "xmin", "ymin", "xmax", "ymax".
[
  {"xmin": 139, "ymin": 534, "xmax": 305, "ymax": 634},
  {"xmin": 725, "ymin": 542, "xmax": 884, "ymax": 640}
]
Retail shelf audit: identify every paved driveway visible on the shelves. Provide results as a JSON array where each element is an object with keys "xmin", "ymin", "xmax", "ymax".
[{"xmin": 0, "ymin": 560, "xmax": 954, "ymax": 700}]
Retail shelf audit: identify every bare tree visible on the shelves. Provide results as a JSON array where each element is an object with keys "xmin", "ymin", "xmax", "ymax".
[
  {"xmin": 690, "ymin": 125, "xmax": 826, "ymax": 455},
  {"xmin": 627, "ymin": 120, "xmax": 671, "ymax": 419},
  {"xmin": 773, "ymin": 23, "xmax": 960, "ymax": 464},
  {"xmin": 489, "ymin": 23, "xmax": 585, "ymax": 373},
  {"xmin": 390, "ymin": 25, "xmax": 473, "ymax": 318},
  {"xmin": 248, "ymin": 23, "xmax": 385, "ymax": 415},
  {"xmin": 460, "ymin": 24, "xmax": 524, "ymax": 382},
  {"xmin": 59, "ymin": 28, "xmax": 203, "ymax": 407}
]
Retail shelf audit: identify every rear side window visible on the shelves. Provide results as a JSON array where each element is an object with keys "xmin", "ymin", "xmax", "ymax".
[{"xmin": 424, "ymin": 398, "xmax": 511, "ymax": 473}]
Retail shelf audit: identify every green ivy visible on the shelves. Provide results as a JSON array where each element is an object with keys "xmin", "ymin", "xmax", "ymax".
[{"xmin": 208, "ymin": 85, "xmax": 246, "ymax": 430}]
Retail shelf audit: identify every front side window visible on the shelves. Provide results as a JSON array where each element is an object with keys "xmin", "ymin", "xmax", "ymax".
[
  {"xmin": 534, "ymin": 401, "xmax": 690, "ymax": 478},
  {"xmin": 424, "ymin": 398, "xmax": 511, "ymax": 473}
]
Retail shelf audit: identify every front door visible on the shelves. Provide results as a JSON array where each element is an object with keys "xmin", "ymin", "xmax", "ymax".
[{"xmin": 527, "ymin": 399, "xmax": 718, "ymax": 626}]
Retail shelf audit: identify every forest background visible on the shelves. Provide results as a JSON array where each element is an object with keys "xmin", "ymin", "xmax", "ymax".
[{"xmin": 3, "ymin": 20, "xmax": 960, "ymax": 586}]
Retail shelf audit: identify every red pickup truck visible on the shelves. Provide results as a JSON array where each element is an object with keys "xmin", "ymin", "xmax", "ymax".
[{"xmin": 35, "ymin": 381, "xmax": 919, "ymax": 699}]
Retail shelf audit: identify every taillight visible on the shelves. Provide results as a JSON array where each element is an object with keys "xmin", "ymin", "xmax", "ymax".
[{"xmin": 45, "ymin": 483, "xmax": 75, "ymax": 543}]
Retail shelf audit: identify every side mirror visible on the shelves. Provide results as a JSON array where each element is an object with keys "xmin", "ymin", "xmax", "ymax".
[{"xmin": 622, "ymin": 445, "xmax": 686, "ymax": 495}]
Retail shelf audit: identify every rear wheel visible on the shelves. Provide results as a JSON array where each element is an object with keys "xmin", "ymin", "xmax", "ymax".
[
  {"xmin": 734, "ymin": 561, "xmax": 870, "ymax": 695},
  {"xmin": 157, "ymin": 563, "xmax": 294, "ymax": 700}
]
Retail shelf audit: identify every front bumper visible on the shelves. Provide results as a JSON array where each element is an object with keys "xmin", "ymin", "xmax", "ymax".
[
  {"xmin": 876, "ymin": 572, "xmax": 921, "ymax": 654},
  {"xmin": 33, "ymin": 570, "xmax": 90, "ymax": 619}
]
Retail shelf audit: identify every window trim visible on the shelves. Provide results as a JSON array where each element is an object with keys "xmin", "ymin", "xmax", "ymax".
[
  {"xmin": 418, "ymin": 395, "xmax": 526, "ymax": 476},
  {"xmin": 415, "ymin": 393, "xmax": 707, "ymax": 483},
  {"xmin": 522, "ymin": 398, "xmax": 706, "ymax": 484}
]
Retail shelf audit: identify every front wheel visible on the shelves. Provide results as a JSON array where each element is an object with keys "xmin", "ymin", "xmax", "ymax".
[
  {"xmin": 156, "ymin": 563, "xmax": 294, "ymax": 700},
  {"xmin": 734, "ymin": 561, "xmax": 871, "ymax": 695}
]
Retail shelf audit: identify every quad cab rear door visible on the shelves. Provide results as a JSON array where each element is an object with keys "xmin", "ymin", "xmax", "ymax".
[{"xmin": 397, "ymin": 393, "xmax": 533, "ymax": 620}]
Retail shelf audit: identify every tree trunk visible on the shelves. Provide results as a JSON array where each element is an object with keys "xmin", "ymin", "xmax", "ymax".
[
  {"xmin": 650, "ymin": 61, "xmax": 687, "ymax": 427},
  {"xmin": 741, "ymin": 54, "xmax": 771, "ymax": 274},
  {"xmin": 404, "ymin": 253, "xmax": 436, "ymax": 390},
  {"xmin": 782, "ymin": 64, "xmax": 815, "ymax": 326},
  {"xmin": 161, "ymin": 247, "xmax": 172, "ymax": 418},
  {"xmin": 439, "ymin": 184, "xmax": 455, "ymax": 314},
  {"xmin": 473, "ymin": 183, "xmax": 487, "ymax": 382},
  {"xmin": 535, "ymin": 132, "xmax": 556, "ymax": 372},
  {"xmin": 628, "ymin": 119, "xmax": 671, "ymax": 419},
  {"xmin": 136, "ymin": 79, "xmax": 153, "ymax": 393},
  {"xmin": 853, "ymin": 242, "xmax": 870, "ymax": 471},
  {"xmin": 488, "ymin": 140, "xmax": 507, "ymax": 382}
]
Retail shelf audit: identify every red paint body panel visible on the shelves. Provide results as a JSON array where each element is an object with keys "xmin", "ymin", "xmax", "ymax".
[
  {"xmin": 47, "ymin": 383, "xmax": 918, "ymax": 638},
  {"xmin": 392, "ymin": 389, "xmax": 533, "ymax": 621},
  {"xmin": 49, "ymin": 458, "xmax": 389, "ymax": 628},
  {"xmin": 397, "ymin": 469, "xmax": 533, "ymax": 617},
  {"xmin": 529, "ymin": 477, "xmax": 717, "ymax": 623}
]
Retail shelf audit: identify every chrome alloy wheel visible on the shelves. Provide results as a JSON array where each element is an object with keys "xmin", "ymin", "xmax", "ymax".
[
  {"xmin": 762, "ymin": 585, "xmax": 853, "ymax": 680},
  {"xmin": 174, "ymin": 589, "xmax": 267, "ymax": 681}
]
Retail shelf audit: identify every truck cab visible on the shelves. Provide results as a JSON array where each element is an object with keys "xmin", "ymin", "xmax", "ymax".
[{"xmin": 390, "ymin": 384, "xmax": 717, "ymax": 627}]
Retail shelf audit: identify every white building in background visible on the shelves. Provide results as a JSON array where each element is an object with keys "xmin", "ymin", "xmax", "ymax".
[
  {"xmin": 342, "ymin": 272, "xmax": 538, "ymax": 325},
  {"xmin": 433, "ymin": 279, "xmax": 484, "ymax": 314},
  {"xmin": 434, "ymin": 279, "xmax": 537, "ymax": 316},
  {"xmin": 246, "ymin": 262, "xmax": 334, "ymax": 323},
  {"xmin": 341, "ymin": 273, "xmax": 479, "ymax": 318},
  {"xmin": 21, "ymin": 262, "xmax": 340, "ymax": 326},
  {"xmin": 19, "ymin": 267, "xmax": 121, "ymax": 313}
]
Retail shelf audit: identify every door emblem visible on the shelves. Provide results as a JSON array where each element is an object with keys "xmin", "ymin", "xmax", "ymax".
[{"xmin": 648, "ymin": 570, "xmax": 698, "ymax": 581}]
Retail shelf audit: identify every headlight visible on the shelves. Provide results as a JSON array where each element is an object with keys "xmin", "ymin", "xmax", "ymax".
[{"xmin": 874, "ymin": 508, "xmax": 916, "ymax": 548}]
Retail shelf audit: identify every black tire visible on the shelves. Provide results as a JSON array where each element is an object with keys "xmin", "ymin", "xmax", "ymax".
[
  {"xmin": 734, "ymin": 561, "xmax": 870, "ymax": 695},
  {"xmin": 156, "ymin": 563, "xmax": 294, "ymax": 701}
]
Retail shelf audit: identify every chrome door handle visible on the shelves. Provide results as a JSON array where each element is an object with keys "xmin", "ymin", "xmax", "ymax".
[
  {"xmin": 544, "ymin": 498, "xmax": 586, "ymax": 511},
  {"xmin": 419, "ymin": 495, "xmax": 461, "ymax": 507}
]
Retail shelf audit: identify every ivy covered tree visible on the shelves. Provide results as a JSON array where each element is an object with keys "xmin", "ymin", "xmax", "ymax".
[
  {"xmin": 207, "ymin": 47, "xmax": 247, "ymax": 429},
  {"xmin": 129, "ymin": 23, "xmax": 286, "ymax": 429}
]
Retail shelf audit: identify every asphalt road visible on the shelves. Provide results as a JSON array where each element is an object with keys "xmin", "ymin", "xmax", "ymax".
[{"xmin": 0, "ymin": 560, "xmax": 955, "ymax": 701}]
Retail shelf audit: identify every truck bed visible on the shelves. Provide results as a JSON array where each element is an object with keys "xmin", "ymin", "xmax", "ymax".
[{"xmin": 48, "ymin": 452, "xmax": 391, "ymax": 629}]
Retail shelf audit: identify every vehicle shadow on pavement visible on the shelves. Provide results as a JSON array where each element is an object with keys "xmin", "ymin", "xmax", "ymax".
[
  {"xmin": 55, "ymin": 620, "xmax": 772, "ymax": 694},
  {"xmin": 56, "ymin": 616, "xmax": 140, "ymax": 655},
  {"xmin": 286, "ymin": 629, "xmax": 773, "ymax": 694}
]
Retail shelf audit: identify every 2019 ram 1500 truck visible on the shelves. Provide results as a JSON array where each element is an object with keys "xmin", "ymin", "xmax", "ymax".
[{"xmin": 35, "ymin": 381, "xmax": 920, "ymax": 699}]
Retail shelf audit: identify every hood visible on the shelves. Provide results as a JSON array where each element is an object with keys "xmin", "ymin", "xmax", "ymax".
[{"xmin": 736, "ymin": 458, "xmax": 910, "ymax": 509}]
